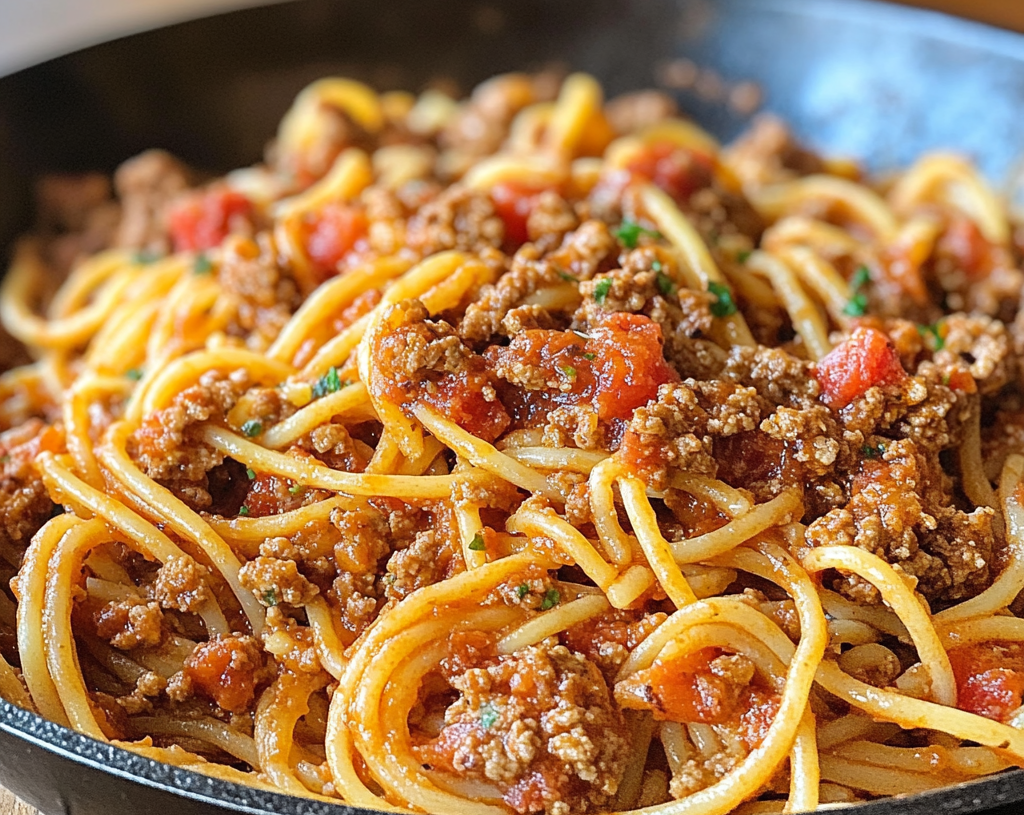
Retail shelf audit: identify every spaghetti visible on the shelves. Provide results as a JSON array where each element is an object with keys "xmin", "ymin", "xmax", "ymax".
[{"xmin": 1, "ymin": 69, "xmax": 1024, "ymax": 814}]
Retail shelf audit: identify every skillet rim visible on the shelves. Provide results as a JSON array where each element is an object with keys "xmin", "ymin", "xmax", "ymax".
[{"xmin": 2, "ymin": 0, "xmax": 1024, "ymax": 813}]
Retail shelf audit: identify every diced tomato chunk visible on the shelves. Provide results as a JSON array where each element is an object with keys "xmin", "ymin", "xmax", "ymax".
[
  {"xmin": 948, "ymin": 642, "xmax": 1024, "ymax": 722},
  {"xmin": 184, "ymin": 636, "xmax": 261, "ymax": 713},
  {"xmin": 168, "ymin": 188, "xmax": 252, "ymax": 253},
  {"xmin": 814, "ymin": 327, "xmax": 907, "ymax": 409},
  {"xmin": 490, "ymin": 181, "xmax": 551, "ymax": 249},
  {"xmin": 303, "ymin": 203, "xmax": 368, "ymax": 278},
  {"xmin": 939, "ymin": 216, "xmax": 996, "ymax": 280},
  {"xmin": 488, "ymin": 312, "xmax": 676, "ymax": 426},
  {"xmin": 625, "ymin": 141, "xmax": 714, "ymax": 202}
]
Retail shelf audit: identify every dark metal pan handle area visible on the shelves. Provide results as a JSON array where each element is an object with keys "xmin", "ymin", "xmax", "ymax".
[{"xmin": 2, "ymin": 0, "xmax": 1024, "ymax": 813}]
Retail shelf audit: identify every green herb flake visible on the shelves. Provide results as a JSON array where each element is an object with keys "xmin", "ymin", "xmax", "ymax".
[
  {"xmin": 917, "ymin": 322, "xmax": 946, "ymax": 351},
  {"xmin": 288, "ymin": 483, "xmax": 305, "ymax": 495},
  {"xmin": 193, "ymin": 254, "xmax": 213, "ymax": 275},
  {"xmin": 540, "ymin": 588, "xmax": 561, "ymax": 611},
  {"xmin": 655, "ymin": 270, "xmax": 675, "ymax": 297},
  {"xmin": 559, "ymin": 365, "xmax": 577, "ymax": 379},
  {"xmin": 479, "ymin": 702, "xmax": 500, "ymax": 729},
  {"xmin": 556, "ymin": 268, "xmax": 575, "ymax": 282},
  {"xmin": 613, "ymin": 219, "xmax": 662, "ymax": 249},
  {"xmin": 708, "ymin": 281, "xmax": 738, "ymax": 318},
  {"xmin": 262, "ymin": 588, "xmax": 278, "ymax": 607},
  {"xmin": 131, "ymin": 249, "xmax": 161, "ymax": 265},
  {"xmin": 312, "ymin": 366, "xmax": 342, "ymax": 399},
  {"xmin": 125, "ymin": 368, "xmax": 144, "ymax": 381},
  {"xmin": 516, "ymin": 583, "xmax": 530, "ymax": 599},
  {"xmin": 583, "ymin": 352, "xmax": 596, "ymax": 361},
  {"xmin": 651, "ymin": 259, "xmax": 663, "ymax": 272},
  {"xmin": 862, "ymin": 443, "xmax": 887, "ymax": 460},
  {"xmin": 468, "ymin": 532, "xmax": 486, "ymax": 552},
  {"xmin": 593, "ymin": 278, "xmax": 612, "ymax": 305},
  {"xmin": 238, "ymin": 505, "xmax": 251, "ymax": 516},
  {"xmin": 240, "ymin": 420, "xmax": 263, "ymax": 438},
  {"xmin": 246, "ymin": 468, "xmax": 257, "ymax": 480},
  {"xmin": 736, "ymin": 250, "xmax": 752, "ymax": 264},
  {"xmin": 843, "ymin": 266, "xmax": 872, "ymax": 317}
]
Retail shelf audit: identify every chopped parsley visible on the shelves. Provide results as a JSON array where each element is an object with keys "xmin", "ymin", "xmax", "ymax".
[
  {"xmin": 238, "ymin": 505, "xmax": 251, "ymax": 516},
  {"xmin": 245, "ymin": 467, "xmax": 256, "ymax": 480},
  {"xmin": 131, "ymin": 249, "xmax": 161, "ymax": 265},
  {"xmin": 708, "ymin": 281, "xmax": 737, "ymax": 318},
  {"xmin": 312, "ymin": 366, "xmax": 343, "ymax": 399},
  {"xmin": 468, "ymin": 532, "xmax": 486, "ymax": 552},
  {"xmin": 240, "ymin": 420, "xmax": 263, "ymax": 438},
  {"xmin": 262, "ymin": 588, "xmax": 278, "ymax": 607},
  {"xmin": 516, "ymin": 583, "xmax": 530, "ymax": 599},
  {"xmin": 288, "ymin": 483, "xmax": 305, "ymax": 495},
  {"xmin": 559, "ymin": 365, "xmax": 577, "ymax": 379},
  {"xmin": 583, "ymin": 352, "xmax": 596, "ymax": 361},
  {"xmin": 556, "ymin": 268, "xmax": 575, "ymax": 282},
  {"xmin": 862, "ymin": 443, "xmax": 886, "ymax": 459},
  {"xmin": 613, "ymin": 219, "xmax": 662, "ymax": 249},
  {"xmin": 593, "ymin": 278, "xmax": 612, "ymax": 304},
  {"xmin": 193, "ymin": 254, "xmax": 213, "ymax": 275},
  {"xmin": 540, "ymin": 588, "xmax": 561, "ymax": 611},
  {"xmin": 479, "ymin": 702, "xmax": 500, "ymax": 729},
  {"xmin": 655, "ymin": 270, "xmax": 675, "ymax": 297},
  {"xmin": 736, "ymin": 250, "xmax": 752, "ymax": 264},
  {"xmin": 917, "ymin": 322, "xmax": 946, "ymax": 351},
  {"xmin": 843, "ymin": 265, "xmax": 872, "ymax": 317},
  {"xmin": 125, "ymin": 368, "xmax": 143, "ymax": 381}
]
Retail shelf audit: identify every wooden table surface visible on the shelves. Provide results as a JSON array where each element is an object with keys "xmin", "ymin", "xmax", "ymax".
[{"xmin": 1, "ymin": 0, "xmax": 1022, "ymax": 813}]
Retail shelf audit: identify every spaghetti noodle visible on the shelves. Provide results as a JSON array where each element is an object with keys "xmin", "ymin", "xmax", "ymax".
[{"xmin": 1, "ymin": 69, "xmax": 1024, "ymax": 814}]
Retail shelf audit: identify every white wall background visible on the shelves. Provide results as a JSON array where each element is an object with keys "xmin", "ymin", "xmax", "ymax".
[{"xmin": 0, "ymin": 0, "xmax": 277, "ymax": 76}]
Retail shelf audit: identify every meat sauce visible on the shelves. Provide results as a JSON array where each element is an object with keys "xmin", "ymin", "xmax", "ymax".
[
  {"xmin": 948, "ymin": 641, "xmax": 1024, "ymax": 722},
  {"xmin": 814, "ymin": 326, "xmax": 907, "ymax": 409}
]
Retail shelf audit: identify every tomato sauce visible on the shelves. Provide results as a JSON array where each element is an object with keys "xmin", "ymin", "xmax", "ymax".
[
  {"xmin": 624, "ymin": 141, "xmax": 714, "ymax": 203},
  {"xmin": 490, "ymin": 181, "xmax": 552, "ymax": 250}
]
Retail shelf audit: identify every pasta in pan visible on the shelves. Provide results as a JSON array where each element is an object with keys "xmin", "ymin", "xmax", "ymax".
[{"xmin": 2, "ymin": 69, "xmax": 1024, "ymax": 814}]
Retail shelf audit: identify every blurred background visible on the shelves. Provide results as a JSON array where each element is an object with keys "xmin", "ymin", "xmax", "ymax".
[{"xmin": 0, "ymin": 0, "xmax": 1022, "ymax": 77}]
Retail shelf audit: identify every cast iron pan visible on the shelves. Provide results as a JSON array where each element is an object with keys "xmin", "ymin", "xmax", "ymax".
[{"xmin": 1, "ymin": 0, "xmax": 1024, "ymax": 812}]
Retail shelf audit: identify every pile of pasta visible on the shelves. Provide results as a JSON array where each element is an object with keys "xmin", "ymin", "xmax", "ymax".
[{"xmin": 1, "ymin": 70, "xmax": 1023, "ymax": 815}]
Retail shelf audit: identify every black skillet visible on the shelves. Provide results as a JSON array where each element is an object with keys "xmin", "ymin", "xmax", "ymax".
[{"xmin": 1, "ymin": 0, "xmax": 1024, "ymax": 812}]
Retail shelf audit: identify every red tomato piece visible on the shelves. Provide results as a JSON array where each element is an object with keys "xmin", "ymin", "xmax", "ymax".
[
  {"xmin": 939, "ymin": 216, "xmax": 996, "ymax": 280},
  {"xmin": 168, "ymin": 188, "xmax": 252, "ymax": 252},
  {"xmin": 490, "ymin": 181, "xmax": 550, "ymax": 250},
  {"xmin": 304, "ymin": 203, "xmax": 368, "ymax": 278},
  {"xmin": 184, "ymin": 636, "xmax": 260, "ymax": 713},
  {"xmin": 625, "ymin": 141, "xmax": 714, "ymax": 202},
  {"xmin": 814, "ymin": 327, "xmax": 907, "ymax": 409},
  {"xmin": 949, "ymin": 643, "xmax": 1024, "ymax": 722}
]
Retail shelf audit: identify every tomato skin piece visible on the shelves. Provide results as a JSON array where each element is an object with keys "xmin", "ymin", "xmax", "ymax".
[
  {"xmin": 490, "ymin": 182, "xmax": 550, "ymax": 250},
  {"xmin": 303, "ymin": 203, "xmax": 368, "ymax": 278},
  {"xmin": 814, "ymin": 327, "xmax": 908, "ymax": 409},
  {"xmin": 169, "ymin": 189, "xmax": 253, "ymax": 253}
]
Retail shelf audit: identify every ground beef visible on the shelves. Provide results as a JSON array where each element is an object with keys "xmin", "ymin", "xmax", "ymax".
[
  {"xmin": 404, "ymin": 185, "xmax": 505, "ymax": 257},
  {"xmin": 418, "ymin": 634, "xmax": 629, "ymax": 815},
  {"xmin": 724, "ymin": 114, "xmax": 826, "ymax": 186},
  {"xmin": 113, "ymin": 149, "xmax": 194, "ymax": 253},
  {"xmin": 805, "ymin": 438, "xmax": 997, "ymax": 605},
  {"xmin": 217, "ymin": 235, "xmax": 302, "ymax": 350},
  {"xmin": 935, "ymin": 313, "xmax": 1014, "ymax": 395},
  {"xmin": 151, "ymin": 555, "xmax": 211, "ymax": 613},
  {"xmin": 94, "ymin": 598, "xmax": 165, "ymax": 649},
  {"xmin": 128, "ymin": 371, "xmax": 247, "ymax": 511},
  {"xmin": 605, "ymin": 91, "xmax": 678, "ymax": 134},
  {"xmin": 0, "ymin": 421, "xmax": 59, "ymax": 555},
  {"xmin": 240, "ymin": 556, "xmax": 320, "ymax": 607},
  {"xmin": 385, "ymin": 526, "xmax": 465, "ymax": 602}
]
